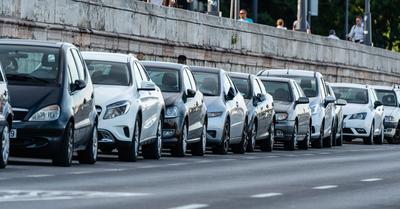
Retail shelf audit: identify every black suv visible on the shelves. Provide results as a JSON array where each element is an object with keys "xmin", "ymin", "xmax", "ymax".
[
  {"xmin": 143, "ymin": 61, "xmax": 208, "ymax": 157},
  {"xmin": 0, "ymin": 40, "xmax": 98, "ymax": 166}
]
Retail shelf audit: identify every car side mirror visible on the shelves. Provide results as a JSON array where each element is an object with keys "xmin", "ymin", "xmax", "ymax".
[
  {"xmin": 71, "ymin": 80, "xmax": 86, "ymax": 91},
  {"xmin": 225, "ymin": 87, "xmax": 235, "ymax": 101},
  {"xmin": 296, "ymin": 97, "xmax": 309, "ymax": 105},
  {"xmin": 186, "ymin": 89, "xmax": 196, "ymax": 98},
  {"xmin": 324, "ymin": 96, "xmax": 336, "ymax": 107},
  {"xmin": 253, "ymin": 93, "xmax": 265, "ymax": 106},
  {"xmin": 138, "ymin": 81, "xmax": 156, "ymax": 91},
  {"xmin": 336, "ymin": 99, "xmax": 347, "ymax": 106},
  {"xmin": 374, "ymin": 100, "xmax": 383, "ymax": 109}
]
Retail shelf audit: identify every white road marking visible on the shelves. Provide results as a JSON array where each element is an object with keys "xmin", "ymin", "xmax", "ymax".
[
  {"xmin": 251, "ymin": 193, "xmax": 283, "ymax": 198},
  {"xmin": 318, "ymin": 152, "xmax": 330, "ymax": 155},
  {"xmin": 361, "ymin": 178, "xmax": 383, "ymax": 182},
  {"xmin": 312, "ymin": 185, "xmax": 338, "ymax": 190},
  {"xmin": 0, "ymin": 190, "xmax": 150, "ymax": 202},
  {"xmin": 69, "ymin": 171, "xmax": 95, "ymax": 175},
  {"xmin": 103, "ymin": 168, "xmax": 127, "ymax": 172},
  {"xmin": 138, "ymin": 165, "xmax": 163, "ymax": 169},
  {"xmin": 167, "ymin": 163, "xmax": 188, "ymax": 166},
  {"xmin": 168, "ymin": 204, "xmax": 209, "ymax": 209},
  {"xmin": 301, "ymin": 153, "xmax": 314, "ymax": 156},
  {"xmin": 286, "ymin": 154, "xmax": 297, "ymax": 157},
  {"xmin": 266, "ymin": 155, "xmax": 279, "ymax": 158},
  {"xmin": 26, "ymin": 174, "xmax": 54, "ymax": 178},
  {"xmin": 217, "ymin": 159, "xmax": 235, "ymax": 162},
  {"xmin": 196, "ymin": 160, "xmax": 213, "ymax": 163}
]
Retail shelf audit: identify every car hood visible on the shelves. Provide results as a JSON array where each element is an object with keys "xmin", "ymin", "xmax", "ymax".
[
  {"xmin": 341, "ymin": 103, "xmax": 370, "ymax": 115},
  {"xmin": 162, "ymin": 92, "xmax": 182, "ymax": 106},
  {"xmin": 274, "ymin": 101, "xmax": 292, "ymax": 113},
  {"xmin": 204, "ymin": 96, "xmax": 225, "ymax": 112},
  {"xmin": 94, "ymin": 85, "xmax": 132, "ymax": 106},
  {"xmin": 8, "ymin": 84, "xmax": 61, "ymax": 109},
  {"xmin": 384, "ymin": 106, "xmax": 400, "ymax": 117}
]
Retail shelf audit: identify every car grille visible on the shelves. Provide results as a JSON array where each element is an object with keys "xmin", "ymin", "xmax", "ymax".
[
  {"xmin": 343, "ymin": 128, "xmax": 353, "ymax": 134},
  {"xmin": 95, "ymin": 105, "xmax": 102, "ymax": 115},
  {"xmin": 13, "ymin": 109, "xmax": 29, "ymax": 121}
]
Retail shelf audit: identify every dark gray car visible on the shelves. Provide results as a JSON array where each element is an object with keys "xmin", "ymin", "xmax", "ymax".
[
  {"xmin": 229, "ymin": 72, "xmax": 275, "ymax": 152},
  {"xmin": 259, "ymin": 77, "xmax": 312, "ymax": 150}
]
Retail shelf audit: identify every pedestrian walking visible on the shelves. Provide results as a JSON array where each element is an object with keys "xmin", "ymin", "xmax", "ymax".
[
  {"xmin": 239, "ymin": 9, "xmax": 254, "ymax": 23},
  {"xmin": 347, "ymin": 16, "xmax": 364, "ymax": 43},
  {"xmin": 328, "ymin": 29, "xmax": 340, "ymax": 40},
  {"xmin": 276, "ymin": 19, "xmax": 287, "ymax": 30}
]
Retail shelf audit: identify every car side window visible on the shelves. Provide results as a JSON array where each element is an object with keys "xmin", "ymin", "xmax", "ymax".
[
  {"xmin": 320, "ymin": 78, "xmax": 328, "ymax": 97},
  {"xmin": 70, "ymin": 49, "xmax": 86, "ymax": 81},
  {"xmin": 136, "ymin": 62, "xmax": 150, "ymax": 81},
  {"xmin": 66, "ymin": 50, "xmax": 79, "ymax": 86},
  {"xmin": 226, "ymin": 76, "xmax": 237, "ymax": 94},
  {"xmin": 294, "ymin": 82, "xmax": 305, "ymax": 97},
  {"xmin": 223, "ymin": 75, "xmax": 231, "ymax": 94},
  {"xmin": 253, "ymin": 79, "xmax": 261, "ymax": 96},
  {"xmin": 186, "ymin": 69, "xmax": 197, "ymax": 91},
  {"xmin": 182, "ymin": 69, "xmax": 192, "ymax": 91},
  {"xmin": 0, "ymin": 66, "xmax": 4, "ymax": 82},
  {"xmin": 291, "ymin": 82, "xmax": 300, "ymax": 99},
  {"xmin": 133, "ymin": 62, "xmax": 144, "ymax": 87},
  {"xmin": 256, "ymin": 79, "xmax": 266, "ymax": 94}
]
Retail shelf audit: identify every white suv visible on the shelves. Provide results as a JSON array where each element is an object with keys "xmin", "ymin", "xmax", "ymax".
[
  {"xmin": 331, "ymin": 83, "xmax": 384, "ymax": 144},
  {"xmin": 372, "ymin": 85, "xmax": 400, "ymax": 144},
  {"xmin": 82, "ymin": 52, "xmax": 165, "ymax": 161}
]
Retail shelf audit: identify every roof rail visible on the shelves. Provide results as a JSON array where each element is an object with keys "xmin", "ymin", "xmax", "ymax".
[{"xmin": 257, "ymin": 70, "xmax": 265, "ymax": 76}]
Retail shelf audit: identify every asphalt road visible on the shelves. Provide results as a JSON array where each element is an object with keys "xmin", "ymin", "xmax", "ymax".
[{"xmin": 1, "ymin": 140, "xmax": 400, "ymax": 209}]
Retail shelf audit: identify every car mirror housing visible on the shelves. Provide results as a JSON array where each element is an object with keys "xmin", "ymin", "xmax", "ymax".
[
  {"xmin": 71, "ymin": 80, "xmax": 86, "ymax": 92},
  {"xmin": 138, "ymin": 81, "xmax": 156, "ymax": 91},
  {"xmin": 336, "ymin": 99, "xmax": 347, "ymax": 106},
  {"xmin": 186, "ymin": 89, "xmax": 196, "ymax": 98},
  {"xmin": 324, "ymin": 96, "xmax": 336, "ymax": 107},
  {"xmin": 253, "ymin": 93, "xmax": 266, "ymax": 106},
  {"xmin": 374, "ymin": 100, "xmax": 383, "ymax": 109},
  {"xmin": 296, "ymin": 97, "xmax": 309, "ymax": 105}
]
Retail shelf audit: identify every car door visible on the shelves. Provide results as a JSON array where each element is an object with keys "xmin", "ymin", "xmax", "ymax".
[
  {"xmin": 227, "ymin": 75, "xmax": 245, "ymax": 141},
  {"xmin": 134, "ymin": 62, "xmax": 160, "ymax": 142},
  {"xmin": 66, "ymin": 49, "xmax": 86, "ymax": 146},
  {"xmin": 293, "ymin": 81, "xmax": 309, "ymax": 135},
  {"xmin": 222, "ymin": 74, "xmax": 237, "ymax": 139},
  {"xmin": 370, "ymin": 88, "xmax": 384, "ymax": 132},
  {"xmin": 185, "ymin": 68, "xmax": 203, "ymax": 140},
  {"xmin": 182, "ymin": 68, "xmax": 197, "ymax": 140},
  {"xmin": 252, "ymin": 78, "xmax": 268, "ymax": 138},
  {"xmin": 320, "ymin": 78, "xmax": 333, "ymax": 135},
  {"xmin": 0, "ymin": 66, "xmax": 8, "ymax": 126}
]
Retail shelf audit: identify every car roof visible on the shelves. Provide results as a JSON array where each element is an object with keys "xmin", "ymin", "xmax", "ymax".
[
  {"xmin": 141, "ymin": 61, "xmax": 186, "ymax": 70},
  {"xmin": 330, "ymin": 83, "xmax": 370, "ymax": 89},
  {"xmin": 228, "ymin": 72, "xmax": 251, "ymax": 79},
  {"xmin": 258, "ymin": 76, "xmax": 293, "ymax": 83},
  {"xmin": 370, "ymin": 85, "xmax": 398, "ymax": 91},
  {"xmin": 81, "ymin": 51, "xmax": 136, "ymax": 63},
  {"xmin": 0, "ymin": 39, "xmax": 69, "ymax": 48},
  {"xmin": 258, "ymin": 69, "xmax": 322, "ymax": 78},
  {"xmin": 190, "ymin": 66, "xmax": 224, "ymax": 74}
]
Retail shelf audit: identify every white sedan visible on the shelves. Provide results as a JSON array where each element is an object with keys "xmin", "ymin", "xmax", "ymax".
[{"xmin": 331, "ymin": 83, "xmax": 384, "ymax": 144}]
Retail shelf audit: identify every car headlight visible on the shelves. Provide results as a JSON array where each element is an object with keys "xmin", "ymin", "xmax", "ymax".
[
  {"xmin": 385, "ymin": 115, "xmax": 395, "ymax": 122},
  {"xmin": 276, "ymin": 113, "xmax": 288, "ymax": 121},
  {"xmin": 29, "ymin": 105, "xmax": 60, "ymax": 121},
  {"xmin": 349, "ymin": 112, "xmax": 367, "ymax": 120},
  {"xmin": 103, "ymin": 101, "xmax": 131, "ymax": 120},
  {"xmin": 310, "ymin": 104, "xmax": 319, "ymax": 115},
  {"xmin": 208, "ymin": 111, "xmax": 223, "ymax": 118},
  {"xmin": 165, "ymin": 106, "xmax": 179, "ymax": 118}
]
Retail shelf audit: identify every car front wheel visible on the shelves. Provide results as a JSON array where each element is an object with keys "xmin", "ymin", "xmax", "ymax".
[
  {"xmin": 78, "ymin": 122, "xmax": 98, "ymax": 164},
  {"xmin": 0, "ymin": 125, "xmax": 10, "ymax": 169},
  {"xmin": 118, "ymin": 118, "xmax": 140, "ymax": 162},
  {"xmin": 142, "ymin": 116, "xmax": 163, "ymax": 160},
  {"xmin": 53, "ymin": 122, "xmax": 74, "ymax": 167}
]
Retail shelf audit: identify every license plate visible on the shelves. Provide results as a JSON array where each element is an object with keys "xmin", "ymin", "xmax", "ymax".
[{"xmin": 10, "ymin": 129, "xmax": 17, "ymax": 139}]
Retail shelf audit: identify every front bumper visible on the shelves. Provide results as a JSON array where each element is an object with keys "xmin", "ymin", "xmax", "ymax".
[
  {"xmin": 97, "ymin": 113, "xmax": 135, "ymax": 147},
  {"xmin": 342, "ymin": 119, "xmax": 371, "ymax": 138},
  {"xmin": 311, "ymin": 114, "xmax": 323, "ymax": 140},
  {"xmin": 206, "ymin": 116, "xmax": 225, "ymax": 145},
  {"xmin": 274, "ymin": 120, "xmax": 296, "ymax": 142},
  {"xmin": 10, "ymin": 120, "xmax": 67, "ymax": 158},
  {"xmin": 384, "ymin": 121, "xmax": 398, "ymax": 138},
  {"xmin": 162, "ymin": 116, "xmax": 184, "ymax": 146}
]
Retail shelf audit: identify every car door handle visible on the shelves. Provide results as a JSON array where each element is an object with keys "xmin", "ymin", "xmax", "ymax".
[{"xmin": 3, "ymin": 91, "xmax": 7, "ymax": 97}]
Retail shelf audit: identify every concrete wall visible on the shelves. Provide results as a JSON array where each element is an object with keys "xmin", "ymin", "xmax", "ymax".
[{"xmin": 0, "ymin": 0, "xmax": 399, "ymax": 84}]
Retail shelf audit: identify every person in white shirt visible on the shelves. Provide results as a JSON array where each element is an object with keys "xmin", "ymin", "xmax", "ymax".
[
  {"xmin": 328, "ymin": 29, "xmax": 340, "ymax": 40},
  {"xmin": 347, "ymin": 16, "xmax": 364, "ymax": 43},
  {"xmin": 276, "ymin": 18, "xmax": 287, "ymax": 30}
]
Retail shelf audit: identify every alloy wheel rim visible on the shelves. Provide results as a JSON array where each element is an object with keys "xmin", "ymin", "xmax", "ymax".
[
  {"xmin": 92, "ymin": 126, "xmax": 98, "ymax": 159},
  {"xmin": 251, "ymin": 126, "xmax": 256, "ymax": 149},
  {"xmin": 157, "ymin": 121, "xmax": 162, "ymax": 154},
  {"xmin": 182, "ymin": 124, "xmax": 187, "ymax": 153},
  {"xmin": 224, "ymin": 123, "xmax": 230, "ymax": 152},
  {"xmin": 134, "ymin": 121, "xmax": 139, "ymax": 157},
  {"xmin": 2, "ymin": 126, "xmax": 9, "ymax": 164},
  {"xmin": 67, "ymin": 128, "xmax": 73, "ymax": 163},
  {"xmin": 270, "ymin": 123, "xmax": 275, "ymax": 148},
  {"xmin": 202, "ymin": 124, "xmax": 207, "ymax": 153}
]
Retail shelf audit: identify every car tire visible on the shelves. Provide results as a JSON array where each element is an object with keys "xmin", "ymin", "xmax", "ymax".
[
  {"xmin": 142, "ymin": 117, "xmax": 163, "ymax": 160},
  {"xmin": 118, "ymin": 118, "xmax": 140, "ymax": 162},
  {"xmin": 260, "ymin": 122, "xmax": 274, "ymax": 152},
  {"xmin": 336, "ymin": 125, "xmax": 343, "ymax": 146},
  {"xmin": 311, "ymin": 125, "xmax": 324, "ymax": 149},
  {"xmin": 246, "ymin": 121, "xmax": 257, "ymax": 152},
  {"xmin": 332, "ymin": 120, "xmax": 337, "ymax": 146},
  {"xmin": 388, "ymin": 122, "xmax": 400, "ymax": 144},
  {"xmin": 212, "ymin": 120, "xmax": 230, "ymax": 155},
  {"xmin": 284, "ymin": 123, "xmax": 296, "ymax": 151},
  {"xmin": 232, "ymin": 121, "xmax": 248, "ymax": 154},
  {"xmin": 52, "ymin": 122, "xmax": 74, "ymax": 167},
  {"xmin": 171, "ymin": 121, "xmax": 188, "ymax": 157},
  {"xmin": 323, "ymin": 125, "xmax": 333, "ymax": 148},
  {"xmin": 373, "ymin": 122, "xmax": 384, "ymax": 145},
  {"xmin": 78, "ymin": 122, "xmax": 98, "ymax": 164},
  {"xmin": 192, "ymin": 121, "xmax": 207, "ymax": 156},
  {"xmin": 363, "ymin": 123, "xmax": 374, "ymax": 145},
  {"xmin": 0, "ymin": 125, "xmax": 10, "ymax": 169},
  {"xmin": 298, "ymin": 124, "xmax": 311, "ymax": 150}
]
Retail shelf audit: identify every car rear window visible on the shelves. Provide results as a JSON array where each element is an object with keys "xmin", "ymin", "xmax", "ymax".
[
  {"xmin": 375, "ymin": 89, "xmax": 397, "ymax": 107},
  {"xmin": 285, "ymin": 76, "xmax": 318, "ymax": 98},
  {"xmin": 192, "ymin": 72, "xmax": 220, "ymax": 96},
  {"xmin": 261, "ymin": 80, "xmax": 293, "ymax": 102},
  {"xmin": 86, "ymin": 60, "xmax": 131, "ymax": 86},
  {"xmin": 146, "ymin": 67, "xmax": 180, "ymax": 92},
  {"xmin": 0, "ymin": 45, "xmax": 60, "ymax": 85},
  {"xmin": 231, "ymin": 77, "xmax": 251, "ymax": 99},
  {"xmin": 332, "ymin": 87, "xmax": 369, "ymax": 104}
]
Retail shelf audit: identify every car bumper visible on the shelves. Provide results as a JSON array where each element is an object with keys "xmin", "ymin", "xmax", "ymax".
[
  {"xmin": 384, "ymin": 121, "xmax": 398, "ymax": 138},
  {"xmin": 342, "ymin": 119, "xmax": 371, "ymax": 138},
  {"xmin": 162, "ymin": 116, "xmax": 184, "ymax": 146},
  {"xmin": 311, "ymin": 114, "xmax": 323, "ymax": 140},
  {"xmin": 97, "ymin": 113, "xmax": 136, "ymax": 148},
  {"xmin": 206, "ymin": 116, "xmax": 225, "ymax": 145},
  {"xmin": 10, "ymin": 120, "xmax": 67, "ymax": 158},
  {"xmin": 274, "ymin": 120, "xmax": 295, "ymax": 141}
]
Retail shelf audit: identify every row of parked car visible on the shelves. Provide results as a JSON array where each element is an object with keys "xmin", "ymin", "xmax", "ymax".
[{"xmin": 0, "ymin": 40, "xmax": 399, "ymax": 169}]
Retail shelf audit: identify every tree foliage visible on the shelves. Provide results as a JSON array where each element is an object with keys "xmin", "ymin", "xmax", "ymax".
[{"xmin": 220, "ymin": 0, "xmax": 400, "ymax": 52}]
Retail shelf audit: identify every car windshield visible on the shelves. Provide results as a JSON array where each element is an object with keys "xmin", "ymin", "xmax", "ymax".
[
  {"xmin": 261, "ymin": 80, "xmax": 293, "ymax": 102},
  {"xmin": 192, "ymin": 72, "xmax": 220, "ymax": 96},
  {"xmin": 375, "ymin": 89, "xmax": 397, "ymax": 107},
  {"xmin": 332, "ymin": 87, "xmax": 369, "ymax": 104},
  {"xmin": 285, "ymin": 76, "xmax": 318, "ymax": 97},
  {"xmin": 146, "ymin": 67, "xmax": 180, "ymax": 92},
  {"xmin": 85, "ymin": 60, "xmax": 131, "ymax": 86},
  {"xmin": 231, "ymin": 77, "xmax": 251, "ymax": 99},
  {"xmin": 0, "ymin": 45, "xmax": 60, "ymax": 85}
]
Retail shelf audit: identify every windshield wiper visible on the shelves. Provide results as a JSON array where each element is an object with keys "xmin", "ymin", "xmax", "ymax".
[
  {"xmin": 6, "ymin": 74, "xmax": 50, "ymax": 84},
  {"xmin": 202, "ymin": 92, "xmax": 217, "ymax": 96}
]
